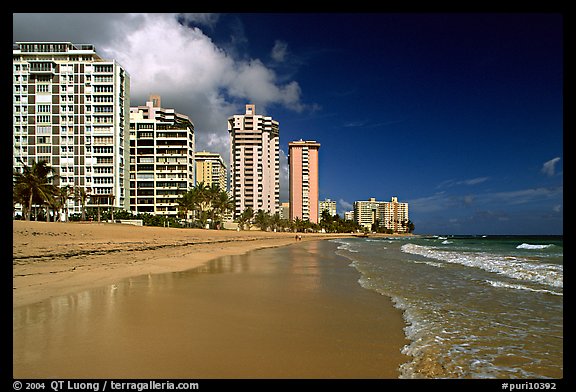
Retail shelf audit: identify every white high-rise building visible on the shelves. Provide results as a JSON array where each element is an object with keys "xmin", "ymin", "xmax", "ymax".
[
  {"xmin": 13, "ymin": 42, "xmax": 130, "ymax": 216},
  {"xmin": 354, "ymin": 196, "xmax": 409, "ymax": 232},
  {"xmin": 319, "ymin": 198, "xmax": 337, "ymax": 221},
  {"xmin": 228, "ymin": 104, "xmax": 280, "ymax": 218},
  {"xmin": 129, "ymin": 96, "xmax": 195, "ymax": 216}
]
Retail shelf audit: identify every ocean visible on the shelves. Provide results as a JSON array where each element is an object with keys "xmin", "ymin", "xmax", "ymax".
[{"xmin": 332, "ymin": 235, "xmax": 563, "ymax": 379}]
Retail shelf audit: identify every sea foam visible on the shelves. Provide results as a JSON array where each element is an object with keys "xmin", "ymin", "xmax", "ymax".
[
  {"xmin": 401, "ymin": 243, "xmax": 563, "ymax": 288},
  {"xmin": 516, "ymin": 243, "xmax": 554, "ymax": 250}
]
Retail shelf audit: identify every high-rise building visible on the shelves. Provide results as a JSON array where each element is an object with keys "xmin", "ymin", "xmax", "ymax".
[
  {"xmin": 129, "ymin": 96, "xmax": 195, "ymax": 216},
  {"xmin": 289, "ymin": 140, "xmax": 320, "ymax": 224},
  {"xmin": 319, "ymin": 198, "xmax": 337, "ymax": 221},
  {"xmin": 228, "ymin": 104, "xmax": 279, "ymax": 218},
  {"xmin": 280, "ymin": 202, "xmax": 290, "ymax": 220},
  {"xmin": 344, "ymin": 211, "xmax": 355, "ymax": 221},
  {"xmin": 195, "ymin": 151, "xmax": 227, "ymax": 191},
  {"xmin": 353, "ymin": 196, "xmax": 409, "ymax": 232},
  {"xmin": 13, "ymin": 42, "xmax": 130, "ymax": 216}
]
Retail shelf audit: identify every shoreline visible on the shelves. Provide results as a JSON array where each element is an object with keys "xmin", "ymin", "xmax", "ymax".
[{"xmin": 13, "ymin": 220, "xmax": 356, "ymax": 308}]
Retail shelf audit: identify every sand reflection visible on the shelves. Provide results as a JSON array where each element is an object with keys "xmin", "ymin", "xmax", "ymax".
[{"xmin": 14, "ymin": 241, "xmax": 408, "ymax": 379}]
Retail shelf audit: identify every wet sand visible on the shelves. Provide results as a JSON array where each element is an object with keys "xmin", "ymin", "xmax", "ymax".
[
  {"xmin": 13, "ymin": 220, "xmax": 350, "ymax": 308},
  {"xmin": 13, "ymin": 240, "xmax": 409, "ymax": 379}
]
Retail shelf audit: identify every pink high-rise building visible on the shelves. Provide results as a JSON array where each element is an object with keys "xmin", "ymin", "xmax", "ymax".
[{"xmin": 289, "ymin": 140, "xmax": 320, "ymax": 224}]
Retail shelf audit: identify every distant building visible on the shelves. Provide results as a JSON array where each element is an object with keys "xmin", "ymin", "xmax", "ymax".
[
  {"xmin": 289, "ymin": 140, "xmax": 320, "ymax": 224},
  {"xmin": 280, "ymin": 202, "xmax": 290, "ymax": 220},
  {"xmin": 354, "ymin": 197, "xmax": 409, "ymax": 232},
  {"xmin": 319, "ymin": 198, "xmax": 337, "ymax": 220},
  {"xmin": 129, "ymin": 96, "xmax": 195, "ymax": 216},
  {"xmin": 13, "ymin": 42, "xmax": 130, "ymax": 217},
  {"xmin": 344, "ymin": 211, "xmax": 354, "ymax": 221},
  {"xmin": 228, "ymin": 104, "xmax": 279, "ymax": 218},
  {"xmin": 195, "ymin": 151, "xmax": 227, "ymax": 191}
]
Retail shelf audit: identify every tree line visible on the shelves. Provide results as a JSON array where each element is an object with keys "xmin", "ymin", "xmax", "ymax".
[{"xmin": 13, "ymin": 159, "xmax": 414, "ymax": 233}]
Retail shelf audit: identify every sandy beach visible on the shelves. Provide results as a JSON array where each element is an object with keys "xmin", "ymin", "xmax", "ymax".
[
  {"xmin": 13, "ymin": 221, "xmax": 410, "ymax": 379},
  {"xmin": 13, "ymin": 220, "xmax": 350, "ymax": 308}
]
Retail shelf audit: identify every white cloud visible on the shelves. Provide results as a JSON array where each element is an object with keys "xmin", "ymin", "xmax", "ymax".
[
  {"xmin": 81, "ymin": 13, "xmax": 305, "ymax": 165},
  {"xmin": 177, "ymin": 13, "xmax": 221, "ymax": 28},
  {"xmin": 541, "ymin": 157, "xmax": 561, "ymax": 177},
  {"xmin": 407, "ymin": 192, "xmax": 449, "ymax": 213},
  {"xmin": 271, "ymin": 40, "xmax": 288, "ymax": 62},
  {"xmin": 410, "ymin": 186, "xmax": 563, "ymax": 217},
  {"xmin": 338, "ymin": 199, "xmax": 353, "ymax": 211},
  {"xmin": 224, "ymin": 59, "xmax": 304, "ymax": 111},
  {"xmin": 437, "ymin": 177, "xmax": 489, "ymax": 189},
  {"xmin": 486, "ymin": 186, "xmax": 563, "ymax": 205},
  {"xmin": 462, "ymin": 194, "xmax": 475, "ymax": 205},
  {"xmin": 464, "ymin": 177, "xmax": 489, "ymax": 185},
  {"xmin": 279, "ymin": 149, "xmax": 290, "ymax": 202},
  {"xmin": 15, "ymin": 13, "xmax": 310, "ymax": 199}
]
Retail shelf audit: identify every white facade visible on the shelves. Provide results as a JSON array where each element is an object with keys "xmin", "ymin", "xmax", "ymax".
[
  {"xmin": 354, "ymin": 196, "xmax": 409, "ymax": 232},
  {"xmin": 319, "ymin": 198, "xmax": 337, "ymax": 220},
  {"xmin": 129, "ymin": 97, "xmax": 195, "ymax": 216},
  {"xmin": 13, "ymin": 42, "xmax": 130, "ymax": 214},
  {"xmin": 228, "ymin": 104, "xmax": 280, "ymax": 218}
]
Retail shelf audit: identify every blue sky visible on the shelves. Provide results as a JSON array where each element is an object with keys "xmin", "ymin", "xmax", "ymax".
[{"xmin": 12, "ymin": 13, "xmax": 564, "ymax": 235}]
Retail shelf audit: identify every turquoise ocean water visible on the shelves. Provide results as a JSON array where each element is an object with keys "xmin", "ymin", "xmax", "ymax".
[{"xmin": 331, "ymin": 235, "xmax": 563, "ymax": 379}]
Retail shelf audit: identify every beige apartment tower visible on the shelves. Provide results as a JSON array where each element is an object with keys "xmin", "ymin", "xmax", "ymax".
[
  {"xmin": 12, "ymin": 42, "xmax": 130, "ymax": 217},
  {"xmin": 289, "ymin": 140, "xmax": 320, "ymax": 224},
  {"xmin": 195, "ymin": 151, "xmax": 227, "ymax": 191},
  {"xmin": 228, "ymin": 104, "xmax": 280, "ymax": 218}
]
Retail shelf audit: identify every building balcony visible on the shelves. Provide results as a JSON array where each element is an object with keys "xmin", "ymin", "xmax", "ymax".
[{"xmin": 28, "ymin": 61, "xmax": 56, "ymax": 75}]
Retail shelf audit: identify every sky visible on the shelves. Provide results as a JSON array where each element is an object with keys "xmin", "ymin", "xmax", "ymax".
[{"xmin": 12, "ymin": 12, "xmax": 564, "ymax": 235}]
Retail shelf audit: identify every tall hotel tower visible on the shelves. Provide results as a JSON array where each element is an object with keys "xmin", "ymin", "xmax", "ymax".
[
  {"xmin": 288, "ymin": 140, "xmax": 320, "ymax": 224},
  {"xmin": 228, "ymin": 104, "xmax": 280, "ymax": 218},
  {"xmin": 129, "ymin": 95, "xmax": 195, "ymax": 216},
  {"xmin": 13, "ymin": 42, "xmax": 130, "ymax": 215}
]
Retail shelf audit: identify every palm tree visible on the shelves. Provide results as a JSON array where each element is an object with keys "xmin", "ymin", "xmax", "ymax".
[
  {"xmin": 254, "ymin": 209, "xmax": 270, "ymax": 231},
  {"xmin": 177, "ymin": 183, "xmax": 234, "ymax": 229},
  {"xmin": 293, "ymin": 217, "xmax": 304, "ymax": 233},
  {"xmin": 270, "ymin": 212, "xmax": 281, "ymax": 232},
  {"xmin": 46, "ymin": 187, "xmax": 63, "ymax": 222},
  {"xmin": 195, "ymin": 182, "xmax": 211, "ymax": 227},
  {"xmin": 58, "ymin": 185, "xmax": 74, "ymax": 222},
  {"xmin": 177, "ymin": 191, "xmax": 194, "ymax": 226},
  {"xmin": 186, "ymin": 182, "xmax": 209, "ymax": 227},
  {"xmin": 407, "ymin": 220, "xmax": 415, "ymax": 234},
  {"xmin": 177, "ymin": 182, "xmax": 211, "ymax": 227},
  {"xmin": 237, "ymin": 207, "xmax": 254, "ymax": 230},
  {"xmin": 211, "ymin": 189, "xmax": 234, "ymax": 229},
  {"xmin": 13, "ymin": 159, "xmax": 58, "ymax": 221},
  {"xmin": 13, "ymin": 179, "xmax": 33, "ymax": 219},
  {"xmin": 74, "ymin": 186, "xmax": 89, "ymax": 221}
]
